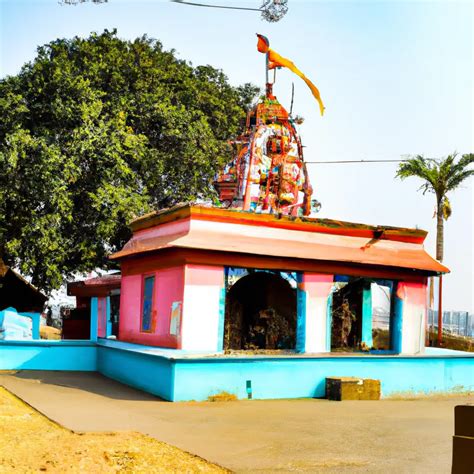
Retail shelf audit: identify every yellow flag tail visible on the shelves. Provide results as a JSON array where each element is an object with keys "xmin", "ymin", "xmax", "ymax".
[{"xmin": 268, "ymin": 49, "xmax": 325, "ymax": 116}]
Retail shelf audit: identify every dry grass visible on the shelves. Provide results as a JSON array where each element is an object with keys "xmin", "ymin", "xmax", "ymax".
[
  {"xmin": 386, "ymin": 390, "xmax": 474, "ymax": 401},
  {"xmin": 206, "ymin": 391, "xmax": 238, "ymax": 402},
  {"xmin": 40, "ymin": 326, "xmax": 61, "ymax": 340},
  {"xmin": 0, "ymin": 387, "xmax": 228, "ymax": 473},
  {"xmin": 428, "ymin": 332, "xmax": 474, "ymax": 352}
]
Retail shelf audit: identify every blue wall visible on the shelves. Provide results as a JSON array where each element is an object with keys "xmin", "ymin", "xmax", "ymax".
[
  {"xmin": 97, "ymin": 345, "xmax": 174, "ymax": 401},
  {"xmin": 0, "ymin": 340, "xmax": 97, "ymax": 371},
  {"xmin": 18, "ymin": 312, "xmax": 41, "ymax": 340},
  {"xmin": 172, "ymin": 355, "xmax": 474, "ymax": 401},
  {"xmin": 1, "ymin": 339, "xmax": 473, "ymax": 402}
]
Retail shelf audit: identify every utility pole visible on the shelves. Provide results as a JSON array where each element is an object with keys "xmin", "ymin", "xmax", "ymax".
[{"xmin": 438, "ymin": 276, "xmax": 443, "ymax": 346}]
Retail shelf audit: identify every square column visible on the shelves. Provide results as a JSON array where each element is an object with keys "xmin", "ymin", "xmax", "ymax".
[
  {"xmin": 361, "ymin": 286, "xmax": 373, "ymax": 347},
  {"xmin": 181, "ymin": 264, "xmax": 225, "ymax": 351},
  {"xmin": 90, "ymin": 297, "xmax": 98, "ymax": 342},
  {"xmin": 397, "ymin": 280, "xmax": 428, "ymax": 354},
  {"xmin": 297, "ymin": 273, "xmax": 334, "ymax": 353}
]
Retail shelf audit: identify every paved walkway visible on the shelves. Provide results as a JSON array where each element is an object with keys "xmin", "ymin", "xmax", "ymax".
[{"xmin": 1, "ymin": 371, "xmax": 471, "ymax": 473}]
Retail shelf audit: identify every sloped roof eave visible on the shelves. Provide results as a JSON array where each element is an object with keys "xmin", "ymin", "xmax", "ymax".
[{"xmin": 110, "ymin": 227, "xmax": 449, "ymax": 275}]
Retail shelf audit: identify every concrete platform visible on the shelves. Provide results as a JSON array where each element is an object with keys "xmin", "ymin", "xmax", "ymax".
[
  {"xmin": 1, "ymin": 370, "xmax": 473, "ymax": 473},
  {"xmin": 2, "ymin": 339, "xmax": 473, "ymax": 401}
]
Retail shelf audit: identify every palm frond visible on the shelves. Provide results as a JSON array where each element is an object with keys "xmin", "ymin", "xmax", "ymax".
[
  {"xmin": 446, "ymin": 169, "xmax": 474, "ymax": 192},
  {"xmin": 396, "ymin": 155, "xmax": 437, "ymax": 194},
  {"xmin": 448, "ymin": 153, "xmax": 474, "ymax": 180}
]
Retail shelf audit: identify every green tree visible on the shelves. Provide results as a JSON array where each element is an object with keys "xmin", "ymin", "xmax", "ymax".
[
  {"xmin": 396, "ymin": 153, "xmax": 473, "ymax": 262},
  {"xmin": 0, "ymin": 30, "xmax": 259, "ymax": 291}
]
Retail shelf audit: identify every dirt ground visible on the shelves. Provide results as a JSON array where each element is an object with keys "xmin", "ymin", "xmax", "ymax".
[
  {"xmin": 1, "ymin": 371, "xmax": 473, "ymax": 473},
  {"xmin": 0, "ymin": 386, "xmax": 226, "ymax": 473}
]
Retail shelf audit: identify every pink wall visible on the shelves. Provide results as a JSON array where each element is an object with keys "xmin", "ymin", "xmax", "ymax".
[
  {"xmin": 396, "ymin": 280, "xmax": 428, "ymax": 306},
  {"xmin": 119, "ymin": 265, "xmax": 185, "ymax": 348}
]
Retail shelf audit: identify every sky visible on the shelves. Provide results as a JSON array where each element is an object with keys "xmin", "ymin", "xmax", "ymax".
[{"xmin": 1, "ymin": 0, "xmax": 473, "ymax": 311}]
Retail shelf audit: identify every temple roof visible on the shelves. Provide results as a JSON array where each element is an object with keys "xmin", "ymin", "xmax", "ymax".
[
  {"xmin": 0, "ymin": 260, "xmax": 47, "ymax": 312},
  {"xmin": 67, "ymin": 274, "xmax": 121, "ymax": 297},
  {"xmin": 110, "ymin": 204, "xmax": 449, "ymax": 276}
]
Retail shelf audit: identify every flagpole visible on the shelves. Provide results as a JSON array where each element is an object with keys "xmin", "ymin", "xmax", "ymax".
[{"xmin": 266, "ymin": 51, "xmax": 269, "ymax": 93}]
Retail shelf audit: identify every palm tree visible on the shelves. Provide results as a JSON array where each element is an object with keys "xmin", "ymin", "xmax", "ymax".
[{"xmin": 396, "ymin": 153, "xmax": 474, "ymax": 345}]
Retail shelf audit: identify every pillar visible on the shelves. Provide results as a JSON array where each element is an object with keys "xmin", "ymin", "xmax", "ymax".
[
  {"xmin": 106, "ymin": 296, "xmax": 112, "ymax": 337},
  {"xmin": 298, "ymin": 273, "xmax": 334, "ymax": 353},
  {"xmin": 390, "ymin": 287, "xmax": 403, "ymax": 353},
  {"xmin": 397, "ymin": 280, "xmax": 427, "ymax": 354},
  {"xmin": 90, "ymin": 296, "xmax": 98, "ymax": 342},
  {"xmin": 361, "ymin": 286, "xmax": 373, "ymax": 347},
  {"xmin": 181, "ymin": 264, "xmax": 225, "ymax": 351},
  {"xmin": 295, "ymin": 274, "xmax": 306, "ymax": 352}
]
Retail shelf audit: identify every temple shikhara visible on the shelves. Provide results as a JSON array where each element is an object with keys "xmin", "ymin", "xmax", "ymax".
[
  {"xmin": 214, "ymin": 33, "xmax": 323, "ymax": 217},
  {"xmin": 2, "ymin": 36, "xmax": 472, "ymax": 403},
  {"xmin": 214, "ymin": 84, "xmax": 313, "ymax": 216}
]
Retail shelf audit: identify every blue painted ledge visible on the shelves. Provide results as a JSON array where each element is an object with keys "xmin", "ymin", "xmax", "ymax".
[{"xmin": 1, "ymin": 339, "xmax": 473, "ymax": 402}]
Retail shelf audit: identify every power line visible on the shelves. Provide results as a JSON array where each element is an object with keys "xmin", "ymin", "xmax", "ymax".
[
  {"xmin": 170, "ymin": 1, "xmax": 261, "ymax": 12},
  {"xmin": 305, "ymin": 159, "xmax": 410, "ymax": 164},
  {"xmin": 170, "ymin": 0, "xmax": 289, "ymax": 22}
]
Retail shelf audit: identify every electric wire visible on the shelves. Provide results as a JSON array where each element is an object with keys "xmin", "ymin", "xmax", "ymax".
[
  {"xmin": 305, "ymin": 159, "xmax": 410, "ymax": 164},
  {"xmin": 304, "ymin": 158, "xmax": 438, "ymax": 164},
  {"xmin": 170, "ymin": 1, "xmax": 261, "ymax": 12}
]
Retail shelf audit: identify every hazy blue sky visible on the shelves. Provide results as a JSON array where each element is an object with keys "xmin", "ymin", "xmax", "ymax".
[{"xmin": 1, "ymin": 0, "xmax": 472, "ymax": 310}]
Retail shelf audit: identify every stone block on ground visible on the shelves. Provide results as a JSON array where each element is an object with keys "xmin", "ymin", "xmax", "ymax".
[{"xmin": 325, "ymin": 376, "xmax": 381, "ymax": 401}]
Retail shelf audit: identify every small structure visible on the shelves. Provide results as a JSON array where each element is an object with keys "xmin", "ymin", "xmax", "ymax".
[
  {"xmin": 67, "ymin": 274, "xmax": 121, "ymax": 340},
  {"xmin": 0, "ymin": 260, "xmax": 46, "ymax": 340},
  {"xmin": 0, "ymin": 260, "xmax": 46, "ymax": 314}
]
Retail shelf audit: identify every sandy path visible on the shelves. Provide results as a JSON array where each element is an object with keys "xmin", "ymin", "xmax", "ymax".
[{"xmin": 1, "ymin": 370, "xmax": 472, "ymax": 473}]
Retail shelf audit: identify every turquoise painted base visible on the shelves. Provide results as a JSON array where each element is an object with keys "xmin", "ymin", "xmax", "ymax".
[
  {"xmin": 0, "ymin": 340, "xmax": 96, "ymax": 371},
  {"xmin": 1, "ymin": 340, "xmax": 473, "ymax": 401},
  {"xmin": 172, "ymin": 356, "xmax": 474, "ymax": 401},
  {"xmin": 97, "ymin": 345, "xmax": 174, "ymax": 400}
]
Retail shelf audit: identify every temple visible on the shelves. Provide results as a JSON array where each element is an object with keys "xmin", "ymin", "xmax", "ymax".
[
  {"xmin": 105, "ymin": 49, "xmax": 447, "ymax": 357},
  {"xmin": 2, "ymin": 36, "xmax": 472, "ymax": 402},
  {"xmin": 109, "ymin": 204, "xmax": 447, "ymax": 356}
]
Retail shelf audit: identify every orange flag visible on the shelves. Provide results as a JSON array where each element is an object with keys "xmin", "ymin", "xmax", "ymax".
[
  {"xmin": 257, "ymin": 34, "xmax": 269, "ymax": 54},
  {"xmin": 256, "ymin": 34, "xmax": 325, "ymax": 116}
]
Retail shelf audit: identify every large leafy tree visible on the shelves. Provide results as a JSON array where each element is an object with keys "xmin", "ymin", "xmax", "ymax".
[
  {"xmin": 0, "ymin": 30, "xmax": 259, "ymax": 291},
  {"xmin": 396, "ymin": 153, "xmax": 473, "ymax": 263}
]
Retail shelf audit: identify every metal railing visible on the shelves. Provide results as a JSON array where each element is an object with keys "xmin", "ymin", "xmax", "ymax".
[{"xmin": 428, "ymin": 310, "xmax": 474, "ymax": 338}]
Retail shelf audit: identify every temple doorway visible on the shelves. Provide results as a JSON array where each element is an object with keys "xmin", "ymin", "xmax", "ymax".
[
  {"xmin": 330, "ymin": 276, "xmax": 394, "ymax": 352},
  {"xmin": 223, "ymin": 270, "xmax": 297, "ymax": 351}
]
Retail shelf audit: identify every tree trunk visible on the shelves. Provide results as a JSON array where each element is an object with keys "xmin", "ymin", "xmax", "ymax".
[
  {"xmin": 436, "ymin": 196, "xmax": 444, "ymax": 346},
  {"xmin": 436, "ymin": 199, "xmax": 444, "ymax": 262}
]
